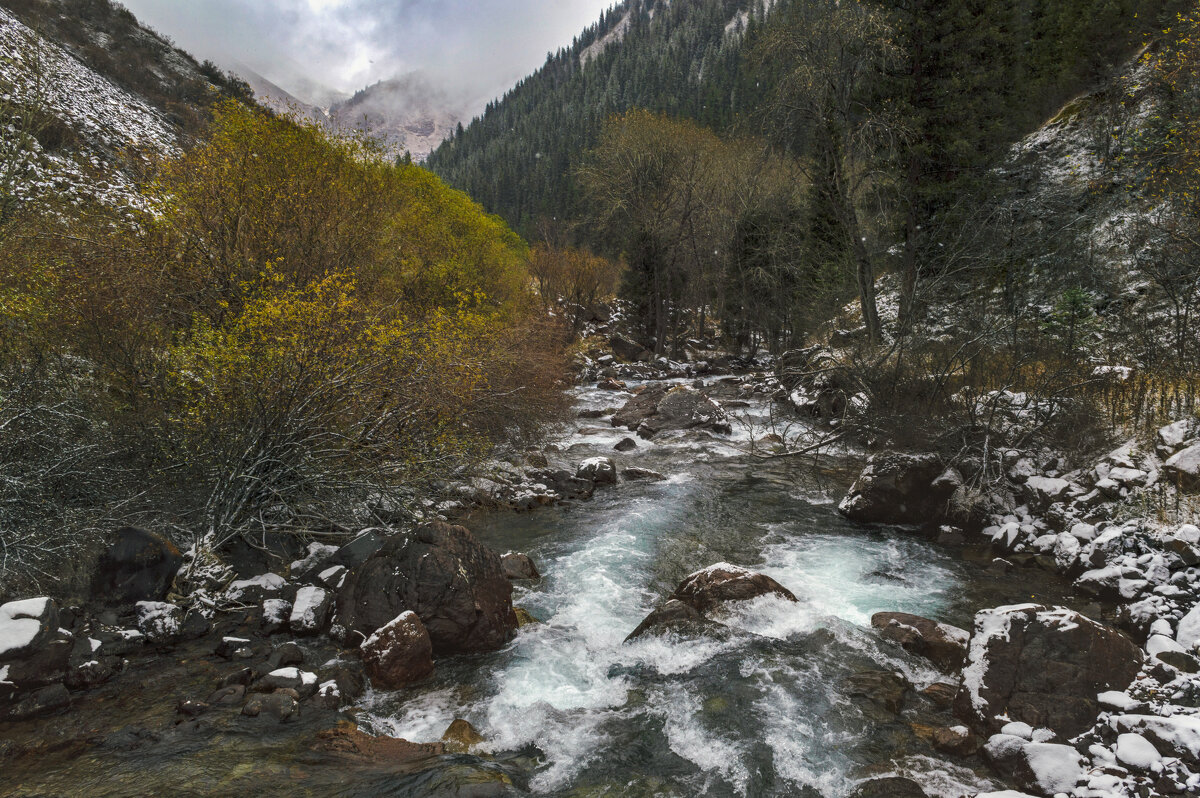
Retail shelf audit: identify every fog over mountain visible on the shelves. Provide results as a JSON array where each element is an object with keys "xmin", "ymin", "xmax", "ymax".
[{"xmin": 118, "ymin": 0, "xmax": 614, "ymax": 115}]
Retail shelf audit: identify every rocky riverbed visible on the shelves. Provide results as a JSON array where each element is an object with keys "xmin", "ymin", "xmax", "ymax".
[{"xmin": 1, "ymin": 358, "xmax": 1198, "ymax": 797}]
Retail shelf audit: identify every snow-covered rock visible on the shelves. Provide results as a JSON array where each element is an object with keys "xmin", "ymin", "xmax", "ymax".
[
  {"xmin": 1115, "ymin": 732, "xmax": 1162, "ymax": 770},
  {"xmin": 134, "ymin": 601, "xmax": 182, "ymax": 643},
  {"xmin": 0, "ymin": 598, "xmax": 56, "ymax": 659},
  {"xmin": 289, "ymin": 586, "xmax": 331, "ymax": 634}
]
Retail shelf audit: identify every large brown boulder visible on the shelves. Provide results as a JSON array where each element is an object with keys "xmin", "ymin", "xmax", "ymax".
[
  {"xmin": 955, "ymin": 605, "xmax": 1143, "ymax": 737},
  {"xmin": 871, "ymin": 612, "xmax": 969, "ymax": 672},
  {"xmin": 335, "ymin": 522, "xmax": 517, "ymax": 655},
  {"xmin": 627, "ymin": 563, "xmax": 797, "ymax": 641},
  {"xmin": 90, "ymin": 526, "xmax": 182, "ymax": 605},
  {"xmin": 360, "ymin": 611, "xmax": 435, "ymax": 689},
  {"xmin": 838, "ymin": 453, "xmax": 953, "ymax": 525},
  {"xmin": 611, "ymin": 385, "xmax": 731, "ymax": 439},
  {"xmin": 671, "ymin": 563, "xmax": 797, "ymax": 614}
]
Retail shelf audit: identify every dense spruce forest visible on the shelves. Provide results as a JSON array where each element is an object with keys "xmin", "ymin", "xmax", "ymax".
[{"xmin": 430, "ymin": 0, "xmax": 1189, "ymax": 358}]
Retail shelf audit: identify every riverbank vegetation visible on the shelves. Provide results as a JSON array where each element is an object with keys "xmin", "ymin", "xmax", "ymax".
[{"xmin": 0, "ymin": 102, "xmax": 568, "ymax": 598}]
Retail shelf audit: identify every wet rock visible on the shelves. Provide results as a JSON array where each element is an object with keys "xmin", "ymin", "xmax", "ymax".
[
  {"xmin": 206, "ymin": 684, "xmax": 245, "ymax": 705},
  {"xmin": 842, "ymin": 670, "xmax": 909, "ymax": 714},
  {"xmin": 219, "ymin": 667, "xmax": 256, "ymax": 688},
  {"xmin": 955, "ymin": 605, "xmax": 1143, "ymax": 737},
  {"xmin": 920, "ymin": 682, "xmax": 959, "ymax": 709},
  {"xmin": 671, "ymin": 563, "xmax": 797, "ymax": 614},
  {"xmin": 65, "ymin": 654, "xmax": 121, "ymax": 691},
  {"xmin": 613, "ymin": 436, "xmax": 638, "ymax": 452},
  {"xmin": 176, "ymin": 698, "xmax": 208, "ymax": 717},
  {"xmin": 242, "ymin": 691, "xmax": 299, "ymax": 722},
  {"xmin": 625, "ymin": 599, "xmax": 708, "ymax": 641},
  {"xmin": 611, "ymin": 384, "xmax": 731, "ymax": 439},
  {"xmin": 179, "ymin": 610, "xmax": 211, "ymax": 640},
  {"xmin": 289, "ymin": 586, "xmax": 332, "ymax": 635},
  {"xmin": 598, "ymin": 377, "xmax": 627, "ymax": 391},
  {"xmin": 912, "ymin": 723, "xmax": 979, "ymax": 757},
  {"xmin": 575, "ymin": 457, "xmax": 617, "ymax": 485},
  {"xmin": 441, "ymin": 719, "xmax": 486, "ymax": 753},
  {"xmin": 514, "ymin": 608, "xmax": 540, "ymax": 627},
  {"xmin": 335, "ymin": 521, "xmax": 516, "ymax": 655},
  {"xmin": 0, "ymin": 683, "xmax": 70, "ymax": 721},
  {"xmin": 837, "ymin": 452, "xmax": 951, "ymax": 525},
  {"xmin": 848, "ymin": 777, "xmax": 928, "ymax": 798},
  {"xmin": 90, "ymin": 527, "xmax": 182, "ymax": 605},
  {"xmin": 360, "ymin": 611, "xmax": 434, "ymax": 689},
  {"xmin": 871, "ymin": 612, "xmax": 969, "ymax": 672},
  {"xmin": 312, "ymin": 725, "xmax": 446, "ymax": 763},
  {"xmin": 322, "ymin": 662, "xmax": 366, "ymax": 701},
  {"xmin": 215, "ymin": 636, "xmax": 253, "ymax": 659},
  {"xmin": 267, "ymin": 641, "xmax": 304, "ymax": 670},
  {"xmin": 623, "ymin": 467, "xmax": 666, "ymax": 481},
  {"xmin": 500, "ymin": 552, "xmax": 540, "ymax": 581}
]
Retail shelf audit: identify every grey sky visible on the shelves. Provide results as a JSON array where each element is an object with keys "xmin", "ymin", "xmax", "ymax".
[{"xmin": 119, "ymin": 0, "xmax": 615, "ymax": 110}]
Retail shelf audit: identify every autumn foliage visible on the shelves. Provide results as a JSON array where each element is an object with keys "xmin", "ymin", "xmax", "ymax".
[{"xmin": 0, "ymin": 102, "xmax": 567, "ymax": 591}]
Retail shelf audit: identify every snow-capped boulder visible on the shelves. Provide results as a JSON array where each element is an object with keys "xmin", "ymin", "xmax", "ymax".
[
  {"xmin": 837, "ymin": 452, "xmax": 952, "ymax": 525},
  {"xmin": 0, "ymin": 598, "xmax": 71, "ymax": 699},
  {"xmin": 1115, "ymin": 732, "xmax": 1162, "ymax": 771},
  {"xmin": 0, "ymin": 598, "xmax": 58, "ymax": 661},
  {"xmin": 1157, "ymin": 419, "xmax": 1194, "ymax": 456},
  {"xmin": 955, "ymin": 605, "xmax": 1143, "ymax": 736},
  {"xmin": 224, "ymin": 573, "xmax": 287, "ymax": 603},
  {"xmin": 1165, "ymin": 443, "xmax": 1200, "ymax": 492},
  {"xmin": 871, "ymin": 612, "xmax": 969, "ymax": 672},
  {"xmin": 1113, "ymin": 714, "xmax": 1200, "ymax": 765},
  {"xmin": 360, "ymin": 611, "xmax": 434, "ymax": 689},
  {"xmin": 290, "ymin": 542, "xmax": 339, "ymax": 579},
  {"xmin": 1176, "ymin": 603, "xmax": 1200, "ymax": 651},
  {"xmin": 335, "ymin": 521, "xmax": 516, "ymax": 654},
  {"xmin": 289, "ymin": 586, "xmax": 332, "ymax": 634},
  {"xmin": 626, "ymin": 563, "xmax": 797, "ymax": 641},
  {"xmin": 575, "ymin": 457, "xmax": 617, "ymax": 485},
  {"xmin": 982, "ymin": 734, "xmax": 1085, "ymax": 796},
  {"xmin": 134, "ymin": 601, "xmax": 182, "ymax": 643},
  {"xmin": 1022, "ymin": 476, "xmax": 1070, "ymax": 509}
]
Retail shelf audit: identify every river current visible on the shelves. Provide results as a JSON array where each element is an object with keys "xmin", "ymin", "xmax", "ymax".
[{"xmin": 357, "ymin": 380, "xmax": 1080, "ymax": 797}]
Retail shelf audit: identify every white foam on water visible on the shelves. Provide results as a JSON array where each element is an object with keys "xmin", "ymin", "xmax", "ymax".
[
  {"xmin": 651, "ymin": 683, "xmax": 751, "ymax": 794},
  {"xmin": 756, "ymin": 530, "xmax": 956, "ymax": 627}
]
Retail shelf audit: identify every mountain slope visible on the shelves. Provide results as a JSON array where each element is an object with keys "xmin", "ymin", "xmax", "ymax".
[
  {"xmin": 427, "ymin": 0, "xmax": 1179, "ymax": 239},
  {"xmin": 427, "ymin": 0, "xmax": 776, "ymax": 233}
]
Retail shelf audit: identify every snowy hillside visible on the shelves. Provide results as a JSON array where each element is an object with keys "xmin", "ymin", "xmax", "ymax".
[{"xmin": 0, "ymin": 7, "xmax": 178, "ymax": 214}]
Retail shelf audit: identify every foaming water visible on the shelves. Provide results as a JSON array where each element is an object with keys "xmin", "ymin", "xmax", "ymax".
[{"xmin": 360, "ymin": 385, "xmax": 1014, "ymax": 796}]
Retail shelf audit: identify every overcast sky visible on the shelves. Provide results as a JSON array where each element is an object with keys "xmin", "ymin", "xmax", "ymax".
[{"xmin": 119, "ymin": 0, "xmax": 614, "ymax": 110}]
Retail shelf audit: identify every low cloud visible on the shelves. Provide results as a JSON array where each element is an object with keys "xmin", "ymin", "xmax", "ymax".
[{"xmin": 120, "ymin": 0, "xmax": 614, "ymax": 111}]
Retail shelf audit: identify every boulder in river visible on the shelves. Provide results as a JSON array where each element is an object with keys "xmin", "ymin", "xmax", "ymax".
[
  {"xmin": 90, "ymin": 526, "xmax": 182, "ymax": 605},
  {"xmin": 847, "ymin": 776, "xmax": 929, "ymax": 798},
  {"xmin": 871, "ymin": 612, "xmax": 968, "ymax": 672},
  {"xmin": 611, "ymin": 385, "xmax": 732, "ymax": 439},
  {"xmin": 837, "ymin": 453, "xmax": 954, "ymax": 525},
  {"xmin": 955, "ymin": 605, "xmax": 1143, "ymax": 737},
  {"xmin": 360, "ymin": 611, "xmax": 435, "ymax": 689},
  {"xmin": 335, "ymin": 521, "xmax": 517, "ymax": 655},
  {"xmin": 500, "ymin": 552, "xmax": 540, "ymax": 580},
  {"xmin": 626, "ymin": 563, "xmax": 797, "ymax": 641}
]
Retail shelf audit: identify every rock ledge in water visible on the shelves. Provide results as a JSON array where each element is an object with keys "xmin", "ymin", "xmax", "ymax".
[{"xmin": 626, "ymin": 563, "xmax": 797, "ymax": 641}]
